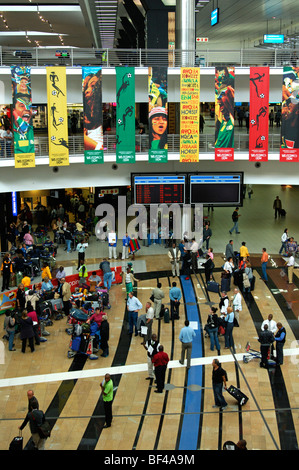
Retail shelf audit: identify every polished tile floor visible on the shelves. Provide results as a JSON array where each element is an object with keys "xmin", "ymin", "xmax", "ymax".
[{"xmin": 0, "ymin": 184, "xmax": 299, "ymax": 452}]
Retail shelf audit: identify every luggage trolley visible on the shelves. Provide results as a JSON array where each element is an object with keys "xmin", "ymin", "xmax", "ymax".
[{"xmin": 243, "ymin": 342, "xmax": 276, "ymax": 366}]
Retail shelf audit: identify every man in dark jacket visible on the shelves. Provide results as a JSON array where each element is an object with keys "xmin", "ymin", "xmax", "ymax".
[
  {"xmin": 274, "ymin": 322, "xmax": 286, "ymax": 365},
  {"xmin": 258, "ymin": 324, "xmax": 274, "ymax": 368},
  {"xmin": 19, "ymin": 401, "xmax": 47, "ymax": 450}
]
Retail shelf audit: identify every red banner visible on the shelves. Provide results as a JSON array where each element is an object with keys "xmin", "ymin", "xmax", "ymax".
[
  {"xmin": 249, "ymin": 67, "xmax": 269, "ymax": 161},
  {"xmin": 215, "ymin": 66, "xmax": 235, "ymax": 161},
  {"xmin": 280, "ymin": 66, "xmax": 299, "ymax": 162}
]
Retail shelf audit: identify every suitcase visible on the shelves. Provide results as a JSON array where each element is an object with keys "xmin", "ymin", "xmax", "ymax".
[
  {"xmin": 227, "ymin": 385, "xmax": 249, "ymax": 406},
  {"xmin": 9, "ymin": 431, "xmax": 23, "ymax": 450},
  {"xmin": 101, "ymin": 292, "xmax": 109, "ymax": 307},
  {"xmin": 48, "ymin": 298, "xmax": 63, "ymax": 312},
  {"xmin": 163, "ymin": 307, "xmax": 170, "ymax": 323},
  {"xmin": 207, "ymin": 281, "xmax": 219, "ymax": 294},
  {"xmin": 233, "ymin": 271, "xmax": 243, "ymax": 288},
  {"xmin": 221, "ymin": 277, "xmax": 230, "ymax": 292}
]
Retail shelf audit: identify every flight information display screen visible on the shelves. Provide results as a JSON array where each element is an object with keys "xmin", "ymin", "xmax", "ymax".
[
  {"xmin": 190, "ymin": 173, "xmax": 243, "ymax": 206},
  {"xmin": 132, "ymin": 174, "xmax": 186, "ymax": 205}
]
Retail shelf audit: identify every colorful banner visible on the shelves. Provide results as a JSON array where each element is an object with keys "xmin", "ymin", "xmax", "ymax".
[
  {"xmin": 11, "ymin": 66, "xmax": 35, "ymax": 168},
  {"xmin": 116, "ymin": 67, "xmax": 135, "ymax": 163},
  {"xmin": 148, "ymin": 67, "xmax": 168, "ymax": 163},
  {"xmin": 280, "ymin": 66, "xmax": 299, "ymax": 162},
  {"xmin": 249, "ymin": 67, "xmax": 269, "ymax": 161},
  {"xmin": 46, "ymin": 67, "xmax": 69, "ymax": 166},
  {"xmin": 82, "ymin": 67, "xmax": 104, "ymax": 164},
  {"xmin": 215, "ymin": 66, "xmax": 235, "ymax": 161},
  {"xmin": 180, "ymin": 67, "xmax": 200, "ymax": 162}
]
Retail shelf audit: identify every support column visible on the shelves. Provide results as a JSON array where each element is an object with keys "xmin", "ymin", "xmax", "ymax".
[{"xmin": 175, "ymin": 0, "xmax": 195, "ymax": 66}]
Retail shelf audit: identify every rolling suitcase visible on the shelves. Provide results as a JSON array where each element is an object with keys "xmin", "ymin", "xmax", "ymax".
[
  {"xmin": 163, "ymin": 307, "xmax": 170, "ymax": 323},
  {"xmin": 227, "ymin": 385, "xmax": 248, "ymax": 406},
  {"xmin": 207, "ymin": 281, "xmax": 219, "ymax": 294},
  {"xmin": 9, "ymin": 431, "xmax": 23, "ymax": 450},
  {"xmin": 221, "ymin": 276, "xmax": 230, "ymax": 292},
  {"xmin": 250, "ymin": 275, "xmax": 255, "ymax": 292}
]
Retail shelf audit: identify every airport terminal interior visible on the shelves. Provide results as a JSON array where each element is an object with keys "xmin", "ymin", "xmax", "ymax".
[{"xmin": 0, "ymin": 0, "xmax": 299, "ymax": 454}]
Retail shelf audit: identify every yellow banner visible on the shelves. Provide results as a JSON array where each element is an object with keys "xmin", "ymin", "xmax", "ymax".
[
  {"xmin": 46, "ymin": 67, "xmax": 69, "ymax": 166},
  {"xmin": 180, "ymin": 67, "xmax": 200, "ymax": 162}
]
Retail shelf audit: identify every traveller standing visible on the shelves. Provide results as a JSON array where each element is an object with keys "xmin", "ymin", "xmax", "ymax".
[
  {"xmin": 179, "ymin": 320, "xmax": 196, "ymax": 370},
  {"xmin": 100, "ymin": 373, "xmax": 114, "ymax": 428},
  {"xmin": 229, "ymin": 207, "xmax": 241, "ymax": 234}
]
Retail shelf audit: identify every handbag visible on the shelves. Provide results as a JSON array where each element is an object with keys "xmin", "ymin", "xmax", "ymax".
[{"xmin": 37, "ymin": 420, "xmax": 51, "ymax": 439}]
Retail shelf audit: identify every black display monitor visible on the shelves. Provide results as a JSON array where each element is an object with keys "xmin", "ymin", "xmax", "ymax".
[
  {"xmin": 131, "ymin": 174, "xmax": 186, "ymax": 205},
  {"xmin": 189, "ymin": 173, "xmax": 243, "ymax": 206}
]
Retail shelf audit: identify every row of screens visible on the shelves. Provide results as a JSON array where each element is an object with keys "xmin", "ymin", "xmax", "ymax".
[{"xmin": 131, "ymin": 173, "xmax": 243, "ymax": 206}]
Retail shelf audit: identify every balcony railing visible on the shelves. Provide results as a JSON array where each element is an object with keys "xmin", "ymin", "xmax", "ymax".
[
  {"xmin": 0, "ymin": 133, "xmax": 282, "ymax": 160},
  {"xmin": 0, "ymin": 46, "xmax": 298, "ymax": 68}
]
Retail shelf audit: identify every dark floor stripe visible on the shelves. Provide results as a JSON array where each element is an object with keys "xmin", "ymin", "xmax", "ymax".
[
  {"xmin": 242, "ymin": 269, "xmax": 298, "ymax": 450},
  {"xmin": 76, "ymin": 286, "xmax": 134, "ymax": 450}
]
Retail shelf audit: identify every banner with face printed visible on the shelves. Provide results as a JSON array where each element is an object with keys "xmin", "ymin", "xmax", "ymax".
[
  {"xmin": 46, "ymin": 67, "xmax": 69, "ymax": 166},
  {"xmin": 11, "ymin": 66, "xmax": 35, "ymax": 168},
  {"xmin": 82, "ymin": 66, "xmax": 104, "ymax": 164},
  {"xmin": 214, "ymin": 66, "xmax": 235, "ymax": 161},
  {"xmin": 148, "ymin": 66, "xmax": 168, "ymax": 162}
]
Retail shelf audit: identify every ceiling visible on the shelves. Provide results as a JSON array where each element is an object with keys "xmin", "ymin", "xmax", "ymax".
[{"xmin": 0, "ymin": 0, "xmax": 298, "ymax": 51}]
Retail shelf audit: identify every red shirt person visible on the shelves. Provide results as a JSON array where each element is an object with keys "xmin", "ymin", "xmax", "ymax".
[{"xmin": 151, "ymin": 345, "xmax": 169, "ymax": 393}]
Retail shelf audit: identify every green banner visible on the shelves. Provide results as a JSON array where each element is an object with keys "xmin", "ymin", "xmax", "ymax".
[
  {"xmin": 148, "ymin": 66, "xmax": 168, "ymax": 163},
  {"xmin": 82, "ymin": 67, "xmax": 104, "ymax": 164},
  {"xmin": 116, "ymin": 67, "xmax": 135, "ymax": 163}
]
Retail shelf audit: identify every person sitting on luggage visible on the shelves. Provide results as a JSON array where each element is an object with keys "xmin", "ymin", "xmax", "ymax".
[
  {"xmin": 41, "ymin": 276, "xmax": 54, "ymax": 295},
  {"xmin": 41, "ymin": 263, "xmax": 52, "ymax": 281},
  {"xmin": 21, "ymin": 274, "xmax": 31, "ymax": 289},
  {"xmin": 286, "ymin": 237, "xmax": 298, "ymax": 255},
  {"xmin": 87, "ymin": 307, "xmax": 105, "ymax": 329}
]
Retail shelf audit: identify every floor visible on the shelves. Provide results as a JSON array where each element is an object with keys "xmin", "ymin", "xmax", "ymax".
[{"xmin": 1, "ymin": 184, "xmax": 299, "ymax": 452}]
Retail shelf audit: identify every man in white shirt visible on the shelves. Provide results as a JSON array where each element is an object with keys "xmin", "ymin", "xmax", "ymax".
[
  {"xmin": 261, "ymin": 314, "xmax": 277, "ymax": 334},
  {"xmin": 190, "ymin": 237, "xmax": 199, "ymax": 273},
  {"xmin": 232, "ymin": 288, "xmax": 242, "ymax": 326},
  {"xmin": 286, "ymin": 254, "xmax": 295, "ymax": 284},
  {"xmin": 168, "ymin": 242, "xmax": 180, "ymax": 277}
]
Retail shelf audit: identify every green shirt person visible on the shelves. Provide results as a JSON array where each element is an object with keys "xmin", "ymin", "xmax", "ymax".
[{"xmin": 100, "ymin": 373, "xmax": 113, "ymax": 428}]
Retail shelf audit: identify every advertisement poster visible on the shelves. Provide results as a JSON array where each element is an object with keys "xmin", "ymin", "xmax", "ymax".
[
  {"xmin": 82, "ymin": 67, "xmax": 104, "ymax": 164},
  {"xmin": 180, "ymin": 67, "xmax": 200, "ymax": 162},
  {"xmin": 215, "ymin": 66, "xmax": 235, "ymax": 161},
  {"xmin": 249, "ymin": 67, "xmax": 269, "ymax": 161},
  {"xmin": 280, "ymin": 66, "xmax": 299, "ymax": 162},
  {"xmin": 148, "ymin": 67, "xmax": 168, "ymax": 163},
  {"xmin": 116, "ymin": 67, "xmax": 135, "ymax": 164},
  {"xmin": 46, "ymin": 67, "xmax": 69, "ymax": 166},
  {"xmin": 11, "ymin": 66, "xmax": 35, "ymax": 168}
]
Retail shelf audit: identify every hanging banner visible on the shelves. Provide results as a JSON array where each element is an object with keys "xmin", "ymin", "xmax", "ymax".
[
  {"xmin": 280, "ymin": 66, "xmax": 299, "ymax": 162},
  {"xmin": 11, "ymin": 66, "xmax": 35, "ymax": 168},
  {"xmin": 180, "ymin": 67, "xmax": 200, "ymax": 162},
  {"xmin": 148, "ymin": 67, "xmax": 168, "ymax": 163},
  {"xmin": 249, "ymin": 67, "xmax": 269, "ymax": 161},
  {"xmin": 215, "ymin": 66, "xmax": 235, "ymax": 161},
  {"xmin": 116, "ymin": 67, "xmax": 135, "ymax": 164},
  {"xmin": 82, "ymin": 67, "xmax": 104, "ymax": 164},
  {"xmin": 46, "ymin": 67, "xmax": 69, "ymax": 166}
]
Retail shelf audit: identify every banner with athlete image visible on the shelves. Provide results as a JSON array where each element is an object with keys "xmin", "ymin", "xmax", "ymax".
[
  {"xmin": 215, "ymin": 66, "xmax": 235, "ymax": 161},
  {"xmin": 82, "ymin": 66, "xmax": 104, "ymax": 164},
  {"xmin": 116, "ymin": 67, "xmax": 135, "ymax": 164},
  {"xmin": 46, "ymin": 67, "xmax": 69, "ymax": 166},
  {"xmin": 249, "ymin": 67, "xmax": 269, "ymax": 161},
  {"xmin": 180, "ymin": 67, "xmax": 200, "ymax": 162},
  {"xmin": 11, "ymin": 66, "xmax": 35, "ymax": 168},
  {"xmin": 148, "ymin": 67, "xmax": 168, "ymax": 163},
  {"xmin": 280, "ymin": 66, "xmax": 299, "ymax": 162}
]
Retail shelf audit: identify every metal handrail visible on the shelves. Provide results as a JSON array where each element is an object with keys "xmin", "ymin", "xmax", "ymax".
[
  {"xmin": 0, "ymin": 133, "xmax": 282, "ymax": 160},
  {"xmin": 1, "ymin": 46, "xmax": 299, "ymax": 68}
]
